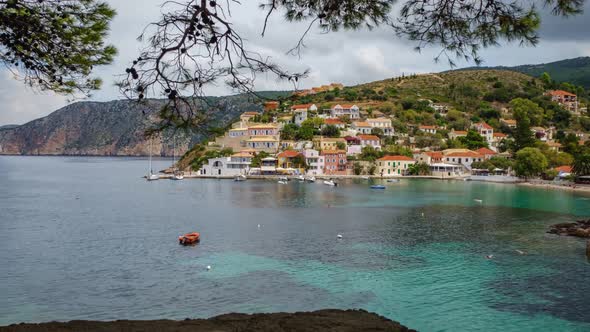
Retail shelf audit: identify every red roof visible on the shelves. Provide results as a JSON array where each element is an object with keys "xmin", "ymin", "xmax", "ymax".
[
  {"xmin": 419, "ymin": 125, "xmax": 436, "ymax": 129},
  {"xmin": 278, "ymin": 150, "xmax": 302, "ymax": 158},
  {"xmin": 344, "ymin": 136, "xmax": 360, "ymax": 142},
  {"xmin": 493, "ymin": 133, "xmax": 507, "ymax": 138},
  {"xmin": 358, "ymin": 135, "xmax": 380, "ymax": 141},
  {"xmin": 291, "ymin": 103, "xmax": 314, "ymax": 110},
  {"xmin": 378, "ymin": 155, "xmax": 414, "ymax": 161},
  {"xmin": 476, "ymin": 148, "xmax": 497, "ymax": 155},
  {"xmin": 475, "ymin": 122, "xmax": 493, "ymax": 130},
  {"xmin": 425, "ymin": 151, "xmax": 443, "ymax": 159},
  {"xmin": 548, "ymin": 90, "xmax": 576, "ymax": 97},
  {"xmin": 324, "ymin": 118, "xmax": 344, "ymax": 125},
  {"xmin": 452, "ymin": 130, "xmax": 468, "ymax": 135},
  {"xmin": 555, "ymin": 165, "xmax": 572, "ymax": 173}
]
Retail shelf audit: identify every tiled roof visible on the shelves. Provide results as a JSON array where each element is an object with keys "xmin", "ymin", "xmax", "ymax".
[
  {"xmin": 333, "ymin": 104, "xmax": 358, "ymax": 109},
  {"xmin": 321, "ymin": 150, "xmax": 346, "ymax": 155},
  {"xmin": 232, "ymin": 152, "xmax": 254, "ymax": 158},
  {"xmin": 555, "ymin": 165, "xmax": 572, "ymax": 173},
  {"xmin": 367, "ymin": 118, "xmax": 391, "ymax": 123},
  {"xmin": 493, "ymin": 133, "xmax": 507, "ymax": 137},
  {"xmin": 474, "ymin": 122, "xmax": 493, "ymax": 130},
  {"xmin": 548, "ymin": 90, "xmax": 576, "ymax": 97},
  {"xmin": 278, "ymin": 150, "xmax": 302, "ymax": 158},
  {"xmin": 353, "ymin": 121, "xmax": 371, "ymax": 127},
  {"xmin": 378, "ymin": 155, "xmax": 414, "ymax": 161},
  {"xmin": 425, "ymin": 151, "xmax": 443, "ymax": 159},
  {"xmin": 446, "ymin": 151, "xmax": 483, "ymax": 158},
  {"xmin": 249, "ymin": 124, "xmax": 278, "ymax": 129},
  {"xmin": 419, "ymin": 125, "xmax": 436, "ymax": 129},
  {"xmin": 291, "ymin": 103, "xmax": 314, "ymax": 110},
  {"xmin": 324, "ymin": 118, "xmax": 344, "ymax": 125},
  {"xmin": 242, "ymin": 111, "xmax": 259, "ymax": 116},
  {"xmin": 476, "ymin": 148, "xmax": 497, "ymax": 155},
  {"xmin": 247, "ymin": 136, "xmax": 279, "ymax": 142}
]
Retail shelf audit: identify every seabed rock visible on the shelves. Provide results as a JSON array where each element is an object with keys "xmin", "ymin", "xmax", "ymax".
[
  {"xmin": 0, "ymin": 309, "xmax": 416, "ymax": 332},
  {"xmin": 548, "ymin": 219, "xmax": 590, "ymax": 238}
]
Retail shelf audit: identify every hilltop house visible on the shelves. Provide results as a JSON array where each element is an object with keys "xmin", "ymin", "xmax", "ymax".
[
  {"xmin": 352, "ymin": 121, "xmax": 373, "ymax": 135},
  {"xmin": 291, "ymin": 103, "xmax": 317, "ymax": 113},
  {"xmin": 248, "ymin": 124, "xmax": 280, "ymax": 136},
  {"xmin": 322, "ymin": 118, "xmax": 346, "ymax": 130},
  {"xmin": 264, "ymin": 101, "xmax": 279, "ymax": 112},
  {"xmin": 246, "ymin": 136, "xmax": 279, "ymax": 152},
  {"xmin": 546, "ymin": 90, "xmax": 579, "ymax": 112},
  {"xmin": 419, "ymin": 125, "xmax": 437, "ymax": 134},
  {"xmin": 293, "ymin": 109, "xmax": 308, "ymax": 126},
  {"xmin": 303, "ymin": 149, "xmax": 324, "ymax": 176},
  {"xmin": 500, "ymin": 119, "xmax": 517, "ymax": 129},
  {"xmin": 330, "ymin": 104, "xmax": 360, "ymax": 119},
  {"xmin": 321, "ymin": 150, "xmax": 347, "ymax": 175},
  {"xmin": 367, "ymin": 118, "xmax": 394, "ymax": 136},
  {"xmin": 314, "ymin": 136, "xmax": 346, "ymax": 151},
  {"xmin": 475, "ymin": 147, "xmax": 497, "ymax": 160},
  {"xmin": 358, "ymin": 135, "xmax": 381, "ymax": 149},
  {"xmin": 376, "ymin": 155, "xmax": 415, "ymax": 176},
  {"xmin": 240, "ymin": 111, "xmax": 259, "ymax": 122},
  {"xmin": 472, "ymin": 122, "xmax": 494, "ymax": 143},
  {"xmin": 448, "ymin": 130, "xmax": 467, "ymax": 140}
]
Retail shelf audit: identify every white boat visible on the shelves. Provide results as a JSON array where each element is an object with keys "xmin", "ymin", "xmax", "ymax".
[
  {"xmin": 172, "ymin": 171, "xmax": 184, "ymax": 180},
  {"xmin": 234, "ymin": 174, "xmax": 247, "ymax": 182},
  {"xmin": 146, "ymin": 138, "xmax": 159, "ymax": 181},
  {"xmin": 386, "ymin": 179, "xmax": 399, "ymax": 183},
  {"xmin": 361, "ymin": 176, "xmax": 370, "ymax": 180},
  {"xmin": 296, "ymin": 175, "xmax": 305, "ymax": 182},
  {"xmin": 278, "ymin": 176, "xmax": 289, "ymax": 182},
  {"xmin": 278, "ymin": 180, "xmax": 288, "ymax": 185},
  {"xmin": 323, "ymin": 180, "xmax": 337, "ymax": 186},
  {"xmin": 306, "ymin": 176, "xmax": 316, "ymax": 183}
]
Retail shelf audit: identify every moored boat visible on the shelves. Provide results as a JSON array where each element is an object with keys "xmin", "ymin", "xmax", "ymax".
[
  {"xmin": 370, "ymin": 185, "xmax": 386, "ymax": 189},
  {"xmin": 306, "ymin": 176, "xmax": 316, "ymax": 183},
  {"xmin": 178, "ymin": 232, "xmax": 200, "ymax": 245},
  {"xmin": 172, "ymin": 172, "xmax": 184, "ymax": 180},
  {"xmin": 296, "ymin": 175, "xmax": 305, "ymax": 182},
  {"xmin": 234, "ymin": 174, "xmax": 247, "ymax": 181},
  {"xmin": 386, "ymin": 179, "xmax": 399, "ymax": 183},
  {"xmin": 323, "ymin": 180, "xmax": 337, "ymax": 186},
  {"xmin": 278, "ymin": 180, "xmax": 288, "ymax": 185}
]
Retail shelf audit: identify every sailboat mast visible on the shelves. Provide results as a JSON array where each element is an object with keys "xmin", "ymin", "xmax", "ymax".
[{"xmin": 149, "ymin": 138, "xmax": 153, "ymax": 174}]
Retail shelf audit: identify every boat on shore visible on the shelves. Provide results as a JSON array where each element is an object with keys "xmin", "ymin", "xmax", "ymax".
[{"xmin": 178, "ymin": 232, "xmax": 200, "ymax": 245}]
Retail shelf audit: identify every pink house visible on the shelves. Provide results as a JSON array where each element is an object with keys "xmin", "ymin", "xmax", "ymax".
[{"xmin": 321, "ymin": 150, "xmax": 347, "ymax": 175}]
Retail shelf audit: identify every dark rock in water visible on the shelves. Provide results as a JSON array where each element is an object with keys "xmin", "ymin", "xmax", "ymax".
[
  {"xmin": 548, "ymin": 219, "xmax": 590, "ymax": 238},
  {"xmin": 0, "ymin": 309, "xmax": 416, "ymax": 332}
]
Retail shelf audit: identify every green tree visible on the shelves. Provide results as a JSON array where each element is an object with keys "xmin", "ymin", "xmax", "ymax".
[
  {"xmin": 514, "ymin": 147, "xmax": 548, "ymax": 178},
  {"xmin": 296, "ymin": 125, "xmax": 315, "ymax": 140},
  {"xmin": 250, "ymin": 151, "xmax": 270, "ymax": 167},
  {"xmin": 512, "ymin": 107, "xmax": 536, "ymax": 151},
  {"xmin": 408, "ymin": 162, "xmax": 431, "ymax": 175},
  {"xmin": 509, "ymin": 98, "xmax": 544, "ymax": 126},
  {"xmin": 280, "ymin": 124, "xmax": 299, "ymax": 140},
  {"xmin": 301, "ymin": 117, "xmax": 324, "ymax": 129},
  {"xmin": 353, "ymin": 162, "xmax": 362, "ymax": 175},
  {"xmin": 1, "ymin": 0, "xmax": 117, "ymax": 95},
  {"xmin": 336, "ymin": 141, "xmax": 346, "ymax": 150},
  {"xmin": 572, "ymin": 150, "xmax": 590, "ymax": 177},
  {"xmin": 540, "ymin": 72, "xmax": 553, "ymax": 88},
  {"xmin": 320, "ymin": 125, "xmax": 340, "ymax": 138},
  {"xmin": 371, "ymin": 127, "xmax": 384, "ymax": 138},
  {"xmin": 458, "ymin": 130, "xmax": 488, "ymax": 149}
]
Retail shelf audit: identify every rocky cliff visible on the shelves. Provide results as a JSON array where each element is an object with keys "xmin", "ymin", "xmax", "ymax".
[{"xmin": 0, "ymin": 93, "xmax": 285, "ymax": 156}]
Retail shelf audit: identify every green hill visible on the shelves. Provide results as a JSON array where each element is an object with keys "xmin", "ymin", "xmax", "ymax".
[{"xmin": 457, "ymin": 57, "xmax": 590, "ymax": 89}]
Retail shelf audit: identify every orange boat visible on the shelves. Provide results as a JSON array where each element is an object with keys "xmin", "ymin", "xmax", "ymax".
[{"xmin": 178, "ymin": 232, "xmax": 200, "ymax": 245}]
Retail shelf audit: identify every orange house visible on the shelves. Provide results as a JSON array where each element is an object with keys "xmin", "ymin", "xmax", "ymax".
[{"xmin": 321, "ymin": 150, "xmax": 347, "ymax": 175}]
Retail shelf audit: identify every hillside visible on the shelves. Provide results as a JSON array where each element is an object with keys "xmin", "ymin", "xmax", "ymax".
[
  {"xmin": 0, "ymin": 92, "xmax": 289, "ymax": 156},
  {"xmin": 457, "ymin": 57, "xmax": 590, "ymax": 89}
]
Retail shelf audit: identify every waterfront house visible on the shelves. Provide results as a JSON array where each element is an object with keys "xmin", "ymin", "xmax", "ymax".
[
  {"xmin": 430, "ymin": 163, "xmax": 465, "ymax": 177},
  {"xmin": 246, "ymin": 136, "xmax": 279, "ymax": 152},
  {"xmin": 303, "ymin": 149, "xmax": 324, "ymax": 175},
  {"xmin": 358, "ymin": 135, "xmax": 381, "ymax": 149},
  {"xmin": 443, "ymin": 150, "xmax": 484, "ymax": 171},
  {"xmin": 199, "ymin": 152, "xmax": 254, "ymax": 177},
  {"xmin": 352, "ymin": 121, "xmax": 373, "ymax": 135},
  {"xmin": 330, "ymin": 104, "xmax": 360, "ymax": 119},
  {"xmin": 321, "ymin": 150, "xmax": 347, "ymax": 175},
  {"xmin": 475, "ymin": 147, "xmax": 497, "ymax": 159},
  {"xmin": 260, "ymin": 157, "xmax": 278, "ymax": 175},
  {"xmin": 240, "ymin": 111, "xmax": 259, "ymax": 122},
  {"xmin": 277, "ymin": 150, "xmax": 305, "ymax": 174},
  {"xmin": 413, "ymin": 151, "xmax": 443, "ymax": 164},
  {"xmin": 472, "ymin": 122, "xmax": 494, "ymax": 143},
  {"xmin": 545, "ymin": 90, "xmax": 579, "ymax": 112},
  {"xmin": 322, "ymin": 118, "xmax": 346, "ymax": 130},
  {"xmin": 448, "ymin": 130, "xmax": 468, "ymax": 140},
  {"xmin": 418, "ymin": 125, "xmax": 437, "ymax": 134},
  {"xmin": 376, "ymin": 155, "xmax": 415, "ymax": 176},
  {"xmin": 367, "ymin": 118, "xmax": 394, "ymax": 136}
]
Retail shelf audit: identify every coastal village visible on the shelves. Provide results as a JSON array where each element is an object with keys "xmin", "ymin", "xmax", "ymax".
[{"xmin": 179, "ymin": 74, "xmax": 590, "ymax": 183}]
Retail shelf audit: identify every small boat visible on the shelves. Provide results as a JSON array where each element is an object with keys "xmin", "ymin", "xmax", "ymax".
[
  {"xmin": 386, "ymin": 179, "xmax": 399, "ymax": 183},
  {"xmin": 178, "ymin": 232, "xmax": 200, "ymax": 245},
  {"xmin": 278, "ymin": 176, "xmax": 289, "ymax": 182},
  {"xmin": 172, "ymin": 172, "xmax": 184, "ymax": 180},
  {"xmin": 361, "ymin": 176, "xmax": 370, "ymax": 180},
  {"xmin": 323, "ymin": 180, "xmax": 337, "ymax": 187},
  {"xmin": 234, "ymin": 174, "xmax": 247, "ymax": 182},
  {"xmin": 306, "ymin": 176, "xmax": 316, "ymax": 183},
  {"xmin": 147, "ymin": 172, "xmax": 160, "ymax": 181},
  {"xmin": 278, "ymin": 180, "xmax": 288, "ymax": 185},
  {"xmin": 474, "ymin": 199, "xmax": 483, "ymax": 203},
  {"xmin": 370, "ymin": 185, "xmax": 386, "ymax": 189},
  {"xmin": 296, "ymin": 175, "xmax": 305, "ymax": 182}
]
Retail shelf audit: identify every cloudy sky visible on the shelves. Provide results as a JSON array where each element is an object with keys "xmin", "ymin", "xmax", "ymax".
[{"xmin": 1, "ymin": 0, "xmax": 589, "ymax": 125}]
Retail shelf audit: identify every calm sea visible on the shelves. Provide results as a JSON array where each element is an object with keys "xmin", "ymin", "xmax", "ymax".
[{"xmin": 1, "ymin": 156, "xmax": 589, "ymax": 331}]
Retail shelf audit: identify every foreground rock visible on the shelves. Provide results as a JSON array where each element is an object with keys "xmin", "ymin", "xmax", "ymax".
[
  {"xmin": 0, "ymin": 309, "xmax": 416, "ymax": 332},
  {"xmin": 548, "ymin": 219, "xmax": 590, "ymax": 238}
]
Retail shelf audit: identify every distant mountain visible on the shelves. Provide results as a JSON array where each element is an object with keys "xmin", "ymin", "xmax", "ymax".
[
  {"xmin": 456, "ymin": 57, "xmax": 590, "ymax": 89},
  {"xmin": 0, "ymin": 92, "xmax": 289, "ymax": 156}
]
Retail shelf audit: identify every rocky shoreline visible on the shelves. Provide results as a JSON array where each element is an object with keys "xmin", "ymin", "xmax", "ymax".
[
  {"xmin": 0, "ymin": 309, "xmax": 416, "ymax": 332},
  {"xmin": 548, "ymin": 219, "xmax": 590, "ymax": 238}
]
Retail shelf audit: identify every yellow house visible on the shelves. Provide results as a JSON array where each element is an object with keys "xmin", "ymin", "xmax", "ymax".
[
  {"xmin": 313, "ymin": 136, "xmax": 346, "ymax": 151},
  {"xmin": 377, "ymin": 155, "xmax": 415, "ymax": 176}
]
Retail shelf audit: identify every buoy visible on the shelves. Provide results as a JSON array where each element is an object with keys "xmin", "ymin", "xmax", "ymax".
[
  {"xmin": 516, "ymin": 250, "xmax": 526, "ymax": 255},
  {"xmin": 337, "ymin": 234, "xmax": 343, "ymax": 239},
  {"xmin": 206, "ymin": 265, "xmax": 211, "ymax": 271},
  {"xmin": 486, "ymin": 255, "xmax": 494, "ymax": 259}
]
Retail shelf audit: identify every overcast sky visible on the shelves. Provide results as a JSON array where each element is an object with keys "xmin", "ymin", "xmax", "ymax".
[{"xmin": 1, "ymin": 0, "xmax": 589, "ymax": 125}]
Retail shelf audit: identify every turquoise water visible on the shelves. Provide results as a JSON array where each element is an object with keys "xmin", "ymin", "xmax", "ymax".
[{"xmin": 1, "ymin": 156, "xmax": 589, "ymax": 331}]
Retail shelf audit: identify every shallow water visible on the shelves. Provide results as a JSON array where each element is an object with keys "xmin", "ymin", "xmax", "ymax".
[{"xmin": 1, "ymin": 156, "xmax": 589, "ymax": 331}]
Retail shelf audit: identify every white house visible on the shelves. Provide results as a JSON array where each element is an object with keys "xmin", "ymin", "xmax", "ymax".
[
  {"xmin": 199, "ymin": 152, "xmax": 253, "ymax": 176},
  {"xmin": 290, "ymin": 103, "xmax": 317, "ymax": 113},
  {"xmin": 303, "ymin": 149, "xmax": 324, "ymax": 175},
  {"xmin": 443, "ymin": 150, "xmax": 484, "ymax": 171},
  {"xmin": 330, "ymin": 104, "xmax": 360, "ymax": 119},
  {"xmin": 246, "ymin": 136, "xmax": 279, "ymax": 152},
  {"xmin": 228, "ymin": 127, "xmax": 248, "ymax": 138},
  {"xmin": 322, "ymin": 118, "xmax": 346, "ymax": 129},
  {"xmin": 367, "ymin": 118, "xmax": 394, "ymax": 136},
  {"xmin": 358, "ymin": 135, "xmax": 381, "ymax": 149},
  {"xmin": 294, "ymin": 109, "xmax": 308, "ymax": 126},
  {"xmin": 419, "ymin": 125, "xmax": 437, "ymax": 134},
  {"xmin": 472, "ymin": 122, "xmax": 494, "ymax": 143},
  {"xmin": 352, "ymin": 121, "xmax": 373, "ymax": 135}
]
